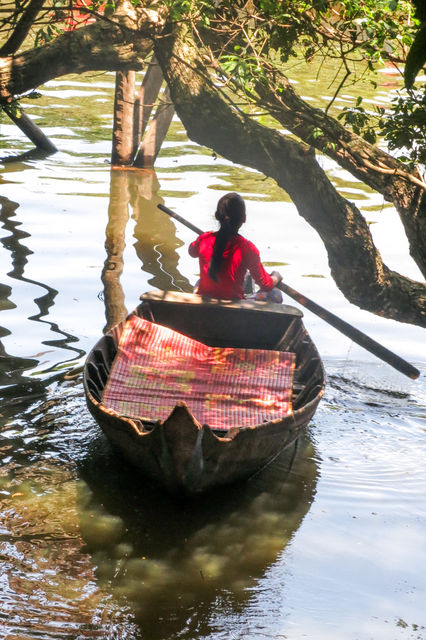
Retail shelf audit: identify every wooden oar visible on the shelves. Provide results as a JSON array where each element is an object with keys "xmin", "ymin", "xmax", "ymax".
[{"xmin": 157, "ymin": 203, "xmax": 420, "ymax": 379}]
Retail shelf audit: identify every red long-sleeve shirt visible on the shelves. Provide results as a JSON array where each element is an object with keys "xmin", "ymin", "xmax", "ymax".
[{"xmin": 189, "ymin": 232, "xmax": 274, "ymax": 299}]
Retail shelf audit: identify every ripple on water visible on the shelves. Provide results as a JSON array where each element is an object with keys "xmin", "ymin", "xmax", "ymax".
[{"xmin": 310, "ymin": 368, "xmax": 426, "ymax": 517}]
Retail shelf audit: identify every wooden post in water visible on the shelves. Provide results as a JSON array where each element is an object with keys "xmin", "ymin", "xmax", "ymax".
[
  {"xmin": 3, "ymin": 103, "xmax": 57, "ymax": 153},
  {"xmin": 133, "ymin": 85, "xmax": 175, "ymax": 167},
  {"xmin": 111, "ymin": 60, "xmax": 174, "ymax": 167},
  {"xmin": 133, "ymin": 56, "xmax": 164, "ymax": 152},
  {"xmin": 111, "ymin": 70, "xmax": 136, "ymax": 165}
]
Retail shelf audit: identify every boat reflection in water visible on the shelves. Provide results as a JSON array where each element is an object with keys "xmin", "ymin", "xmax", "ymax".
[{"xmin": 78, "ymin": 433, "xmax": 319, "ymax": 639}]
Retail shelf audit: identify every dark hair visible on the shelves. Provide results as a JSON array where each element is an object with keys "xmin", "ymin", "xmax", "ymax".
[{"xmin": 208, "ymin": 193, "xmax": 246, "ymax": 281}]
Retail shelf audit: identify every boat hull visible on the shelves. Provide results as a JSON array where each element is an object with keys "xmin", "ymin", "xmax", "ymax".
[{"xmin": 84, "ymin": 291, "xmax": 325, "ymax": 493}]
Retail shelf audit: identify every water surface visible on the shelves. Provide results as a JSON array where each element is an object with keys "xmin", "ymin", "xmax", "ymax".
[{"xmin": 0, "ymin": 69, "xmax": 425, "ymax": 640}]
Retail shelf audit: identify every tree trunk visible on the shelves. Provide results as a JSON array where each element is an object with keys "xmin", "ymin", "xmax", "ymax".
[
  {"xmin": 253, "ymin": 72, "xmax": 426, "ymax": 278},
  {"xmin": 154, "ymin": 26, "xmax": 426, "ymax": 327},
  {"xmin": 4, "ymin": 105, "xmax": 57, "ymax": 153},
  {"xmin": 0, "ymin": 0, "xmax": 45, "ymax": 56},
  {"xmin": 0, "ymin": 20, "xmax": 153, "ymax": 102}
]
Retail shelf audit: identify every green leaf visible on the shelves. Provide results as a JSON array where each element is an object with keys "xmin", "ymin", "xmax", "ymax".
[{"xmin": 312, "ymin": 127, "xmax": 324, "ymax": 139}]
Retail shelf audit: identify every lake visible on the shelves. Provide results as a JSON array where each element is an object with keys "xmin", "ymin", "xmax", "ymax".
[{"xmin": 0, "ymin": 67, "xmax": 425, "ymax": 640}]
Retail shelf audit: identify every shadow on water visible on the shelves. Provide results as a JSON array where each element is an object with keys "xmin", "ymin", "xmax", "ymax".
[
  {"xmin": 78, "ymin": 431, "xmax": 319, "ymax": 639},
  {"xmin": 0, "ymin": 366, "xmax": 319, "ymax": 640},
  {"xmin": 0, "ymin": 379, "xmax": 143, "ymax": 639}
]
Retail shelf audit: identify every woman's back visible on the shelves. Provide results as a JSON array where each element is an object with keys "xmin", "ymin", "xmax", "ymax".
[
  {"xmin": 189, "ymin": 231, "xmax": 274, "ymax": 299},
  {"xmin": 188, "ymin": 192, "xmax": 281, "ymax": 301}
]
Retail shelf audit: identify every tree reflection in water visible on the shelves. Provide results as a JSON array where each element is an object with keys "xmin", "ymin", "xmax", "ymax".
[
  {"xmin": 0, "ymin": 195, "xmax": 84, "ymax": 408},
  {"xmin": 102, "ymin": 168, "xmax": 192, "ymax": 334}
]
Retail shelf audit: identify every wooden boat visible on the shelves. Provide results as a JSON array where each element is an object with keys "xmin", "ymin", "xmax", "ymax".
[{"xmin": 83, "ymin": 290, "xmax": 325, "ymax": 493}]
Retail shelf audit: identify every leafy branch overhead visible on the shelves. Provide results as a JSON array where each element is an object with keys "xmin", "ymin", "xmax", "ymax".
[{"xmin": 184, "ymin": 0, "xmax": 426, "ymax": 169}]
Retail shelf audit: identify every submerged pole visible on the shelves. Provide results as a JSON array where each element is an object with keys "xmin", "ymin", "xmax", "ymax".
[{"xmin": 3, "ymin": 105, "xmax": 57, "ymax": 153}]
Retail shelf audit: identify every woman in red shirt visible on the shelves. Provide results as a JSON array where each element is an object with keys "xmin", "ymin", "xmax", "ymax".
[{"xmin": 188, "ymin": 192, "xmax": 283, "ymax": 301}]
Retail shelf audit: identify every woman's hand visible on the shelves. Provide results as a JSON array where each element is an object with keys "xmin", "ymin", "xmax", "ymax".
[{"xmin": 270, "ymin": 270, "xmax": 283, "ymax": 286}]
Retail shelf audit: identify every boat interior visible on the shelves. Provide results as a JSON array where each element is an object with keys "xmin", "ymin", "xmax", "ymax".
[{"xmin": 84, "ymin": 291, "xmax": 325, "ymax": 429}]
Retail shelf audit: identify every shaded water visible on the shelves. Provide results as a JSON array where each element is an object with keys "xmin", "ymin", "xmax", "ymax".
[{"xmin": 0, "ymin": 69, "xmax": 425, "ymax": 639}]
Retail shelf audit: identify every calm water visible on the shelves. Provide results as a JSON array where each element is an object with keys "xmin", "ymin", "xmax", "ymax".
[{"xmin": 0, "ymin": 68, "xmax": 425, "ymax": 640}]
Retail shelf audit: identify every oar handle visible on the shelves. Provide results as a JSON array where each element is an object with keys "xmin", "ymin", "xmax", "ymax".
[
  {"xmin": 157, "ymin": 203, "xmax": 420, "ymax": 380},
  {"xmin": 277, "ymin": 282, "xmax": 420, "ymax": 380},
  {"xmin": 158, "ymin": 203, "xmax": 203, "ymax": 236}
]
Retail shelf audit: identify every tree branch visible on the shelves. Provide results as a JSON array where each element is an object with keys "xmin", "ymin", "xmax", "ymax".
[
  {"xmin": 251, "ymin": 68, "xmax": 426, "ymax": 278},
  {"xmin": 0, "ymin": 0, "xmax": 46, "ymax": 56},
  {"xmin": 154, "ymin": 25, "xmax": 425, "ymax": 327},
  {"xmin": 0, "ymin": 16, "xmax": 155, "ymax": 100}
]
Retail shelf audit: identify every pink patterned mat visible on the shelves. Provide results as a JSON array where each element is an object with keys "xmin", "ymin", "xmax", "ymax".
[{"xmin": 102, "ymin": 315, "xmax": 295, "ymax": 430}]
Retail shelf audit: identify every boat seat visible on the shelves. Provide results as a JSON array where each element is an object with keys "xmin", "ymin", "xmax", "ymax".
[{"xmin": 139, "ymin": 290, "xmax": 303, "ymax": 350}]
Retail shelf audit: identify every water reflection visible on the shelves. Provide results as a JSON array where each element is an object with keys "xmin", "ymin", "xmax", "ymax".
[
  {"xmin": 102, "ymin": 171, "xmax": 130, "ymax": 332},
  {"xmin": 130, "ymin": 169, "xmax": 192, "ymax": 292},
  {"xmin": 0, "ymin": 382, "xmax": 140, "ymax": 639},
  {"xmin": 78, "ymin": 435, "xmax": 318, "ymax": 639},
  {"xmin": 102, "ymin": 169, "xmax": 192, "ymax": 333},
  {"xmin": 0, "ymin": 147, "xmax": 56, "ymax": 165},
  {"xmin": 0, "ymin": 195, "xmax": 85, "ymax": 383}
]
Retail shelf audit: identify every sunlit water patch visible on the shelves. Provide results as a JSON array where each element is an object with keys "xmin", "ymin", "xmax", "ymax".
[{"xmin": 205, "ymin": 367, "xmax": 426, "ymax": 640}]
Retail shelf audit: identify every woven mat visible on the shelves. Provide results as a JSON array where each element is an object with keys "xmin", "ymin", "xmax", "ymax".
[{"xmin": 102, "ymin": 315, "xmax": 295, "ymax": 430}]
